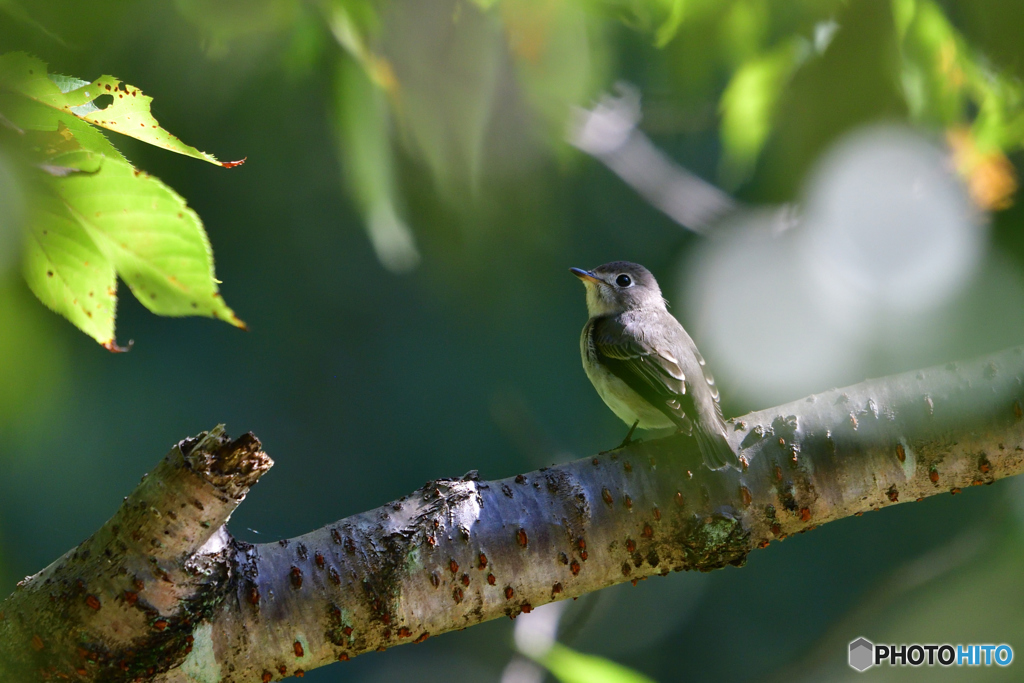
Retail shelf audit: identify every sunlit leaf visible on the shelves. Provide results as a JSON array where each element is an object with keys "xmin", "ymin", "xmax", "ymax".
[
  {"xmin": 282, "ymin": 7, "xmax": 329, "ymax": 79},
  {"xmin": 37, "ymin": 149, "xmax": 102, "ymax": 177},
  {"xmin": 52, "ymin": 157, "xmax": 244, "ymax": 326},
  {"xmin": 1, "ymin": 55, "xmax": 245, "ymax": 346},
  {"xmin": 972, "ymin": 78, "xmax": 1024, "ymax": 153},
  {"xmin": 326, "ymin": 0, "xmax": 420, "ymax": 286},
  {"xmin": 25, "ymin": 122, "xmax": 104, "ymax": 176},
  {"xmin": 893, "ymin": 0, "xmax": 1024, "ymax": 208},
  {"xmin": 0, "ymin": 149, "xmax": 24, "ymax": 275},
  {"xmin": 22, "ymin": 183, "xmax": 117, "ymax": 347},
  {"xmin": 324, "ymin": 1, "xmax": 390, "ymax": 89},
  {"xmin": 0, "ymin": 53, "xmax": 243, "ymax": 167},
  {"xmin": 891, "ymin": 0, "xmax": 916, "ymax": 42},
  {"xmin": 379, "ymin": 1, "xmax": 504, "ymax": 193},
  {"xmin": 539, "ymin": 643, "xmax": 657, "ymax": 683},
  {"xmin": 719, "ymin": 0, "xmax": 771, "ymax": 67},
  {"xmin": 0, "ymin": 88, "xmax": 130, "ymax": 165}
]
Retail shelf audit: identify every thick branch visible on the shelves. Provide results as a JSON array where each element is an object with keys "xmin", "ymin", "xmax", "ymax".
[
  {"xmin": 3, "ymin": 348, "xmax": 1023, "ymax": 682},
  {"xmin": 0, "ymin": 427, "xmax": 272, "ymax": 682}
]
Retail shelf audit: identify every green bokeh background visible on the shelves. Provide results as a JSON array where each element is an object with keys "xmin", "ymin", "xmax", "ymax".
[{"xmin": 2, "ymin": 1, "xmax": 1024, "ymax": 681}]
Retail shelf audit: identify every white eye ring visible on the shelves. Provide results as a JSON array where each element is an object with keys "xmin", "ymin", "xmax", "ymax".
[{"xmin": 615, "ymin": 274, "xmax": 632, "ymax": 287}]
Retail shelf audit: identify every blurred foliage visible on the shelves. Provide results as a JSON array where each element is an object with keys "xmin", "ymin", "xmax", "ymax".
[
  {"xmin": 0, "ymin": 53, "xmax": 244, "ymax": 347},
  {"xmin": 540, "ymin": 642, "xmax": 657, "ymax": 683},
  {"xmin": 896, "ymin": 0, "xmax": 1023, "ymax": 208},
  {"xmin": 0, "ymin": 274, "xmax": 64, "ymax": 430},
  {"xmin": 59, "ymin": 0, "xmax": 1024, "ymax": 270}
]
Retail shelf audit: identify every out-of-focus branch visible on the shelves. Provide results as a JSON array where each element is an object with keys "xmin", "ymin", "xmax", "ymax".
[
  {"xmin": 568, "ymin": 84, "xmax": 739, "ymax": 233},
  {"xmin": 2, "ymin": 347, "xmax": 1024, "ymax": 682}
]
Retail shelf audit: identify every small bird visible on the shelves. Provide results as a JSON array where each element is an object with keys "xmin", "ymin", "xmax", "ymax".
[{"xmin": 571, "ymin": 261, "xmax": 738, "ymax": 470}]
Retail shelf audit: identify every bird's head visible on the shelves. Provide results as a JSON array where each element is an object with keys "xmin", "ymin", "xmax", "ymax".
[{"xmin": 570, "ymin": 261, "xmax": 665, "ymax": 317}]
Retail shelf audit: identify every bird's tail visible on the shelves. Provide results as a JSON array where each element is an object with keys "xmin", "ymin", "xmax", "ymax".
[{"xmin": 695, "ymin": 426, "xmax": 739, "ymax": 470}]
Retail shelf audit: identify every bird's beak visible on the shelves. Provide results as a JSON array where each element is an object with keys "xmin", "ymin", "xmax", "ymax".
[{"xmin": 570, "ymin": 267, "xmax": 602, "ymax": 285}]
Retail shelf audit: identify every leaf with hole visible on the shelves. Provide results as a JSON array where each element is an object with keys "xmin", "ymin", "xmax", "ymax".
[
  {"xmin": 0, "ymin": 52, "xmax": 243, "ymax": 166},
  {"xmin": 1, "ymin": 53, "xmax": 245, "ymax": 348}
]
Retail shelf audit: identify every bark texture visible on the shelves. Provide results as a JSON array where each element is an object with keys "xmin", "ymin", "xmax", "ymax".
[{"xmin": 2, "ymin": 347, "xmax": 1024, "ymax": 682}]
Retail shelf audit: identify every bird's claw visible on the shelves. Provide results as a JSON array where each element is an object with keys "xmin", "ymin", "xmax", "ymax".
[{"xmin": 610, "ymin": 420, "xmax": 640, "ymax": 451}]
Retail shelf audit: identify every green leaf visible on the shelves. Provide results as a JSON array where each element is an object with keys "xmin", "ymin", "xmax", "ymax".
[
  {"xmin": 1, "ymin": 54, "xmax": 244, "ymax": 347},
  {"xmin": 379, "ymin": 2, "xmax": 503, "ymax": 195},
  {"xmin": 22, "ymin": 184, "xmax": 118, "ymax": 347},
  {"xmin": 892, "ymin": 0, "xmax": 917, "ymax": 42},
  {"xmin": 0, "ymin": 53, "xmax": 75, "ymax": 110},
  {"xmin": 0, "ymin": 52, "xmax": 244, "ymax": 167},
  {"xmin": 655, "ymin": 0, "xmax": 687, "ymax": 48},
  {"xmin": 539, "ymin": 643, "xmax": 657, "ymax": 683},
  {"xmin": 0, "ymin": 90, "xmax": 129, "ymax": 164},
  {"xmin": 52, "ymin": 156, "xmax": 244, "ymax": 327},
  {"xmin": 176, "ymin": 0, "xmax": 300, "ymax": 43},
  {"xmin": 719, "ymin": 38, "xmax": 804, "ymax": 184},
  {"xmin": 67, "ymin": 76, "xmax": 245, "ymax": 167},
  {"xmin": 334, "ymin": 55, "xmax": 419, "ymax": 273},
  {"xmin": 25, "ymin": 122, "xmax": 104, "ymax": 176},
  {"xmin": 39, "ymin": 148, "xmax": 103, "ymax": 176}
]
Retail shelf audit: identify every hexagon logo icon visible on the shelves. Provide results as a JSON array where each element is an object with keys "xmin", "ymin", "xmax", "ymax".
[{"xmin": 849, "ymin": 637, "xmax": 874, "ymax": 672}]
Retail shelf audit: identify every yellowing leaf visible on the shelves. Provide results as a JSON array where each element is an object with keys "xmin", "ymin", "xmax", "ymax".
[{"xmin": 947, "ymin": 126, "xmax": 1017, "ymax": 211}]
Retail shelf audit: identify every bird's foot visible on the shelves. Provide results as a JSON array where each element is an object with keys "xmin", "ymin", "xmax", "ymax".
[
  {"xmin": 613, "ymin": 420, "xmax": 640, "ymax": 451},
  {"xmin": 598, "ymin": 421, "xmax": 642, "ymax": 455}
]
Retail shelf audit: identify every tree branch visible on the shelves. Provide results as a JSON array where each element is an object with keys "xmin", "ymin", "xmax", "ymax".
[
  {"xmin": 3, "ymin": 347, "xmax": 1023, "ymax": 682},
  {"xmin": 568, "ymin": 84, "xmax": 740, "ymax": 233}
]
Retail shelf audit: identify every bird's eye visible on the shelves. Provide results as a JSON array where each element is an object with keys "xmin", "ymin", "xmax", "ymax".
[{"xmin": 615, "ymin": 274, "xmax": 632, "ymax": 287}]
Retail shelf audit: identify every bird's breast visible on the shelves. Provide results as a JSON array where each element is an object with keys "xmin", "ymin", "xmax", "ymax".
[{"xmin": 580, "ymin": 321, "xmax": 674, "ymax": 430}]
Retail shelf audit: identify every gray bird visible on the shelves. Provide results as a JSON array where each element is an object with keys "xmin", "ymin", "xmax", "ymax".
[{"xmin": 571, "ymin": 261, "xmax": 738, "ymax": 470}]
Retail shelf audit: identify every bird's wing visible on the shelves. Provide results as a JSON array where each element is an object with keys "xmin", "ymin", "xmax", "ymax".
[
  {"xmin": 592, "ymin": 316, "xmax": 738, "ymax": 470},
  {"xmin": 691, "ymin": 347, "xmax": 724, "ymax": 420},
  {"xmin": 590, "ymin": 316, "xmax": 693, "ymax": 429}
]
